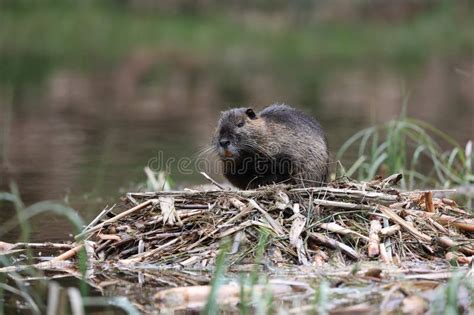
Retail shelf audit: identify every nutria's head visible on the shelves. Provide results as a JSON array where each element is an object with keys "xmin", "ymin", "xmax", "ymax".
[{"xmin": 213, "ymin": 107, "xmax": 262, "ymax": 160}]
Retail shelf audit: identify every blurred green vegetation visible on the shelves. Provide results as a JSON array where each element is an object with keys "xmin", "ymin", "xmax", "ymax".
[
  {"xmin": 1, "ymin": 1, "xmax": 473, "ymax": 86},
  {"xmin": 337, "ymin": 112, "xmax": 474, "ymax": 208}
]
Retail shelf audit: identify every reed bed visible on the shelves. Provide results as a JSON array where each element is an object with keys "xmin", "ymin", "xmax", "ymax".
[
  {"xmin": 75, "ymin": 174, "xmax": 474, "ymax": 268},
  {"xmin": 1, "ymin": 174, "xmax": 473, "ymax": 313}
]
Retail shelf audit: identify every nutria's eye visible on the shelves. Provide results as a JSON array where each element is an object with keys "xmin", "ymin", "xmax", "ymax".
[
  {"xmin": 246, "ymin": 108, "xmax": 257, "ymax": 120},
  {"xmin": 237, "ymin": 121, "xmax": 245, "ymax": 128}
]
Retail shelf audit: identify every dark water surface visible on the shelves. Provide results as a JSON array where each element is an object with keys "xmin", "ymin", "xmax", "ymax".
[
  {"xmin": 0, "ymin": 59, "xmax": 474, "ymax": 241},
  {"xmin": 1, "ymin": 69, "xmax": 473, "ymax": 243}
]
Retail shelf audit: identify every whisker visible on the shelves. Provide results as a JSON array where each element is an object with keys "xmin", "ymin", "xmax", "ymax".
[
  {"xmin": 192, "ymin": 145, "xmax": 216, "ymax": 159},
  {"xmin": 241, "ymin": 141, "xmax": 273, "ymax": 159}
]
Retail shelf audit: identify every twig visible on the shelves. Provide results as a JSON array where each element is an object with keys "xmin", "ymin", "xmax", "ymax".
[
  {"xmin": 10, "ymin": 242, "xmax": 74, "ymax": 250},
  {"xmin": 319, "ymin": 222, "xmax": 370, "ymax": 242},
  {"xmin": 291, "ymin": 187, "xmax": 398, "ymax": 203},
  {"xmin": 436, "ymin": 236, "xmax": 474, "ymax": 256},
  {"xmin": 403, "ymin": 209, "xmax": 474, "ymax": 233},
  {"xmin": 313, "ymin": 199, "xmax": 373, "ymax": 210},
  {"xmin": 377, "ymin": 206, "xmax": 432, "ymax": 242},
  {"xmin": 126, "ymin": 237, "xmax": 181, "ymax": 262},
  {"xmin": 380, "ymin": 224, "xmax": 400, "ymax": 237},
  {"xmin": 368, "ymin": 219, "xmax": 382, "ymax": 257},
  {"xmin": 248, "ymin": 199, "xmax": 286, "ymax": 236},
  {"xmin": 75, "ymin": 200, "xmax": 155, "ymax": 240},
  {"xmin": 51, "ymin": 244, "xmax": 84, "ymax": 262},
  {"xmin": 145, "ymin": 166, "xmax": 161, "ymax": 191},
  {"xmin": 83, "ymin": 205, "xmax": 115, "ymax": 232},
  {"xmin": 424, "ymin": 191, "xmax": 435, "ymax": 212},
  {"xmin": 200, "ymin": 172, "xmax": 226, "ymax": 190},
  {"xmin": 379, "ymin": 243, "xmax": 392, "ymax": 263},
  {"xmin": 308, "ymin": 232, "xmax": 359, "ymax": 260}
]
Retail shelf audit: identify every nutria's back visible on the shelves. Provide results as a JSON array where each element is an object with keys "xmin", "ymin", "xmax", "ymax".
[{"xmin": 213, "ymin": 104, "xmax": 329, "ymax": 189}]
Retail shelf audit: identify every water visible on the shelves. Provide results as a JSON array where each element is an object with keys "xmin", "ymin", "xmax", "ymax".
[{"xmin": 1, "ymin": 60, "xmax": 473, "ymax": 243}]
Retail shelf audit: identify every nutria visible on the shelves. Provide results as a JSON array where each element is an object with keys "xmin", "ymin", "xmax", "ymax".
[{"xmin": 213, "ymin": 104, "xmax": 329, "ymax": 189}]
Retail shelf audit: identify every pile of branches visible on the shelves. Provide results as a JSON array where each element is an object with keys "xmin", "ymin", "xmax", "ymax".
[{"xmin": 77, "ymin": 174, "xmax": 474, "ymax": 267}]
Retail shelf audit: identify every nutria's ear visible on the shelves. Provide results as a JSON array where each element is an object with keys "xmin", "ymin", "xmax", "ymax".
[{"xmin": 245, "ymin": 108, "xmax": 257, "ymax": 120}]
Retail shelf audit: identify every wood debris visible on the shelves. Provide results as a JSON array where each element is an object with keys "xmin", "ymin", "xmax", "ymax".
[{"xmin": 72, "ymin": 174, "xmax": 473, "ymax": 267}]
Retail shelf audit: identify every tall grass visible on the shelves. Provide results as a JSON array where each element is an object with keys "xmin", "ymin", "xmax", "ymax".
[
  {"xmin": 203, "ymin": 230, "xmax": 273, "ymax": 314},
  {"xmin": 0, "ymin": 184, "xmax": 84, "ymax": 313},
  {"xmin": 337, "ymin": 110, "xmax": 474, "ymax": 197},
  {"xmin": 203, "ymin": 239, "xmax": 229, "ymax": 315},
  {"xmin": 430, "ymin": 272, "xmax": 474, "ymax": 314},
  {"xmin": 0, "ymin": 184, "xmax": 139, "ymax": 314},
  {"xmin": 311, "ymin": 280, "xmax": 330, "ymax": 315}
]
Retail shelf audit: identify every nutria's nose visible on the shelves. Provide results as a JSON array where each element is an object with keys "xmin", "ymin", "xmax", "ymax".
[{"xmin": 219, "ymin": 139, "xmax": 230, "ymax": 148}]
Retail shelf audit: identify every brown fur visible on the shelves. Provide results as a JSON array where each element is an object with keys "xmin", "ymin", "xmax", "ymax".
[{"xmin": 213, "ymin": 104, "xmax": 329, "ymax": 189}]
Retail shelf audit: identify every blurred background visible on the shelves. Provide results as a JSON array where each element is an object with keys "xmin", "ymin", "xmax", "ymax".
[{"xmin": 0, "ymin": 0, "xmax": 473, "ymax": 240}]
